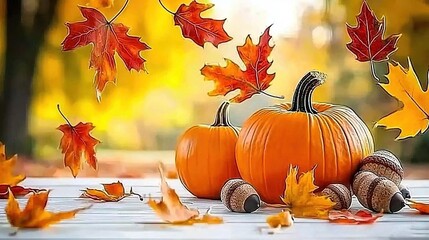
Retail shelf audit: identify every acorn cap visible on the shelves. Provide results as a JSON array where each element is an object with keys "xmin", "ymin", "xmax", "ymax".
[
  {"xmin": 359, "ymin": 150, "xmax": 404, "ymax": 186},
  {"xmin": 221, "ymin": 179, "xmax": 260, "ymax": 213},
  {"xmin": 322, "ymin": 184, "xmax": 352, "ymax": 210}
]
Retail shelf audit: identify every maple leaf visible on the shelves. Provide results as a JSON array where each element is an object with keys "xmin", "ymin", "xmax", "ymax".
[
  {"xmin": 201, "ymin": 25, "xmax": 282, "ymax": 103},
  {"xmin": 346, "ymin": 0, "xmax": 401, "ymax": 62},
  {"xmin": 57, "ymin": 105, "xmax": 101, "ymax": 177},
  {"xmin": 0, "ymin": 185, "xmax": 44, "ymax": 199},
  {"xmin": 148, "ymin": 164, "xmax": 199, "ymax": 223},
  {"xmin": 5, "ymin": 190, "xmax": 91, "ymax": 229},
  {"xmin": 158, "ymin": 0, "xmax": 232, "ymax": 47},
  {"xmin": 328, "ymin": 209, "xmax": 383, "ymax": 224},
  {"xmin": 0, "ymin": 143, "xmax": 25, "ymax": 186},
  {"xmin": 281, "ymin": 166, "xmax": 335, "ymax": 219},
  {"xmin": 87, "ymin": 0, "xmax": 114, "ymax": 8},
  {"xmin": 375, "ymin": 59, "xmax": 429, "ymax": 139},
  {"xmin": 61, "ymin": 5, "xmax": 150, "ymax": 100},
  {"xmin": 80, "ymin": 181, "xmax": 141, "ymax": 202},
  {"xmin": 266, "ymin": 211, "xmax": 294, "ymax": 228},
  {"xmin": 407, "ymin": 199, "xmax": 429, "ymax": 214}
]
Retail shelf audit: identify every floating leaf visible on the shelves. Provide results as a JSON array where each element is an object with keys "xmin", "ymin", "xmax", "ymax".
[
  {"xmin": 375, "ymin": 59, "xmax": 429, "ymax": 139},
  {"xmin": 0, "ymin": 143, "xmax": 25, "ymax": 186},
  {"xmin": 328, "ymin": 209, "xmax": 383, "ymax": 224},
  {"xmin": 5, "ymin": 190, "xmax": 91, "ymax": 229},
  {"xmin": 346, "ymin": 0, "xmax": 400, "ymax": 62},
  {"xmin": 281, "ymin": 166, "xmax": 335, "ymax": 219},
  {"xmin": 408, "ymin": 199, "xmax": 429, "ymax": 214}
]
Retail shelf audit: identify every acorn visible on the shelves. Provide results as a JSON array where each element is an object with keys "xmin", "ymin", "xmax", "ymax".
[
  {"xmin": 399, "ymin": 184, "xmax": 411, "ymax": 199},
  {"xmin": 220, "ymin": 179, "xmax": 260, "ymax": 213},
  {"xmin": 352, "ymin": 171, "xmax": 405, "ymax": 213},
  {"xmin": 321, "ymin": 184, "xmax": 352, "ymax": 210},
  {"xmin": 359, "ymin": 150, "xmax": 403, "ymax": 186}
]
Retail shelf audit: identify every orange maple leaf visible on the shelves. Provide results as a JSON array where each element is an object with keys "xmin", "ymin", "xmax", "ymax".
[
  {"xmin": 281, "ymin": 166, "xmax": 335, "ymax": 219},
  {"xmin": 61, "ymin": 4, "xmax": 150, "ymax": 100},
  {"xmin": 0, "ymin": 143, "xmax": 25, "ymax": 186},
  {"xmin": 201, "ymin": 25, "xmax": 282, "ymax": 103},
  {"xmin": 408, "ymin": 199, "xmax": 429, "ymax": 214},
  {"xmin": 5, "ymin": 190, "xmax": 91, "ymax": 229},
  {"xmin": 57, "ymin": 105, "xmax": 101, "ymax": 178},
  {"xmin": 328, "ymin": 209, "xmax": 383, "ymax": 224},
  {"xmin": 80, "ymin": 181, "xmax": 140, "ymax": 202}
]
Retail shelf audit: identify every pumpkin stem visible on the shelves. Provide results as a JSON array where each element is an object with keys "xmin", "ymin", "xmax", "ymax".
[
  {"xmin": 290, "ymin": 71, "xmax": 326, "ymax": 114},
  {"xmin": 212, "ymin": 101, "xmax": 232, "ymax": 126}
]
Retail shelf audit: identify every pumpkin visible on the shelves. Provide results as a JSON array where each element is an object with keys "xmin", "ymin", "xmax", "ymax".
[
  {"xmin": 235, "ymin": 71, "xmax": 374, "ymax": 204},
  {"xmin": 175, "ymin": 101, "xmax": 241, "ymax": 199}
]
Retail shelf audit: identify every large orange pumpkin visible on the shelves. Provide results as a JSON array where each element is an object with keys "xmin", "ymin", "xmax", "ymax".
[
  {"xmin": 236, "ymin": 71, "xmax": 374, "ymax": 204},
  {"xmin": 175, "ymin": 101, "xmax": 241, "ymax": 199}
]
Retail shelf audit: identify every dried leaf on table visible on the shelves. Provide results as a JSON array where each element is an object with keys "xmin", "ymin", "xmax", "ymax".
[
  {"xmin": 80, "ymin": 181, "xmax": 135, "ymax": 202},
  {"xmin": 328, "ymin": 209, "xmax": 382, "ymax": 224},
  {"xmin": 346, "ymin": 0, "xmax": 400, "ymax": 62},
  {"xmin": 148, "ymin": 164, "xmax": 199, "ymax": 223},
  {"xmin": 172, "ymin": 0, "xmax": 232, "ymax": 47},
  {"xmin": 201, "ymin": 25, "xmax": 281, "ymax": 103},
  {"xmin": 266, "ymin": 211, "xmax": 294, "ymax": 228},
  {"xmin": 0, "ymin": 143, "xmax": 25, "ymax": 186},
  {"xmin": 281, "ymin": 166, "xmax": 335, "ymax": 219},
  {"xmin": 61, "ymin": 6, "xmax": 150, "ymax": 100},
  {"xmin": 375, "ymin": 59, "xmax": 429, "ymax": 139},
  {"xmin": 0, "ymin": 185, "xmax": 44, "ymax": 199},
  {"xmin": 407, "ymin": 199, "xmax": 429, "ymax": 214},
  {"xmin": 5, "ymin": 190, "xmax": 91, "ymax": 229}
]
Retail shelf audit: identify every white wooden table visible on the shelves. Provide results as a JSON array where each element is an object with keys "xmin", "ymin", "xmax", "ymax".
[{"xmin": 0, "ymin": 178, "xmax": 428, "ymax": 239}]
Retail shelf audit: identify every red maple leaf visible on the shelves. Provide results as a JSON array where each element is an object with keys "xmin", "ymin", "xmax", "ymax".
[
  {"xmin": 61, "ymin": 6, "xmax": 150, "ymax": 100},
  {"xmin": 160, "ymin": 0, "xmax": 232, "ymax": 47},
  {"xmin": 0, "ymin": 185, "xmax": 45, "ymax": 199},
  {"xmin": 201, "ymin": 25, "xmax": 281, "ymax": 103},
  {"xmin": 56, "ymin": 105, "xmax": 101, "ymax": 178},
  {"xmin": 346, "ymin": 1, "xmax": 400, "ymax": 62}
]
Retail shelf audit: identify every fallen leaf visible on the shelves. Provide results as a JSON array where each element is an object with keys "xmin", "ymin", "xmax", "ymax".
[
  {"xmin": 148, "ymin": 164, "xmax": 199, "ymax": 223},
  {"xmin": 172, "ymin": 0, "xmax": 232, "ymax": 47},
  {"xmin": 62, "ymin": 6, "xmax": 150, "ymax": 100},
  {"xmin": 281, "ymin": 166, "xmax": 335, "ymax": 219},
  {"xmin": 0, "ymin": 143, "xmax": 25, "ymax": 186},
  {"xmin": 266, "ymin": 211, "xmax": 294, "ymax": 228},
  {"xmin": 375, "ymin": 58, "xmax": 429, "ymax": 139},
  {"xmin": 80, "ymin": 181, "xmax": 130, "ymax": 202},
  {"xmin": 407, "ymin": 199, "xmax": 429, "ymax": 214},
  {"xmin": 328, "ymin": 209, "xmax": 383, "ymax": 224},
  {"xmin": 191, "ymin": 208, "xmax": 223, "ymax": 224},
  {"xmin": 346, "ymin": 0, "xmax": 400, "ymax": 62},
  {"xmin": 87, "ymin": 0, "xmax": 113, "ymax": 8},
  {"xmin": 5, "ymin": 190, "xmax": 91, "ymax": 228},
  {"xmin": 57, "ymin": 105, "xmax": 101, "ymax": 178},
  {"xmin": 201, "ymin": 25, "xmax": 280, "ymax": 103},
  {"xmin": 0, "ymin": 185, "xmax": 44, "ymax": 199}
]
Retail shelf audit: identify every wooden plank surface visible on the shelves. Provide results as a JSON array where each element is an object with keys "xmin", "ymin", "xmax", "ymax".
[{"xmin": 0, "ymin": 178, "xmax": 428, "ymax": 239}]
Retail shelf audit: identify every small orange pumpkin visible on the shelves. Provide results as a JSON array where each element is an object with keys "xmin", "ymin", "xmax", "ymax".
[
  {"xmin": 175, "ymin": 101, "xmax": 241, "ymax": 199},
  {"xmin": 236, "ymin": 71, "xmax": 374, "ymax": 204}
]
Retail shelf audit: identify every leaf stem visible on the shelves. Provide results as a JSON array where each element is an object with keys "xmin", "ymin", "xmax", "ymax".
[
  {"xmin": 259, "ymin": 90, "xmax": 284, "ymax": 100},
  {"xmin": 158, "ymin": 0, "xmax": 175, "ymax": 15},
  {"xmin": 129, "ymin": 187, "xmax": 144, "ymax": 201},
  {"xmin": 370, "ymin": 60, "xmax": 380, "ymax": 82},
  {"xmin": 108, "ymin": 0, "xmax": 130, "ymax": 23},
  {"xmin": 57, "ymin": 104, "xmax": 73, "ymax": 128}
]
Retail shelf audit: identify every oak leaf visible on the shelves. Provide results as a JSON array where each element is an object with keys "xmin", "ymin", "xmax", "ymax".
[
  {"xmin": 201, "ymin": 25, "xmax": 279, "ymax": 103},
  {"xmin": 80, "ymin": 181, "xmax": 135, "ymax": 202},
  {"xmin": 375, "ymin": 59, "xmax": 429, "ymax": 139},
  {"xmin": 407, "ymin": 199, "xmax": 429, "ymax": 214},
  {"xmin": 0, "ymin": 143, "xmax": 25, "ymax": 186},
  {"xmin": 57, "ymin": 120, "xmax": 101, "ymax": 178},
  {"xmin": 346, "ymin": 0, "xmax": 400, "ymax": 62},
  {"xmin": 281, "ymin": 166, "xmax": 335, "ymax": 219},
  {"xmin": 61, "ymin": 6, "xmax": 150, "ymax": 100},
  {"xmin": 5, "ymin": 190, "xmax": 91, "ymax": 229},
  {"xmin": 266, "ymin": 211, "xmax": 294, "ymax": 228},
  {"xmin": 0, "ymin": 185, "xmax": 44, "ymax": 199},
  {"xmin": 148, "ymin": 164, "xmax": 199, "ymax": 223},
  {"xmin": 328, "ymin": 209, "xmax": 382, "ymax": 224},
  {"xmin": 172, "ymin": 0, "xmax": 232, "ymax": 47}
]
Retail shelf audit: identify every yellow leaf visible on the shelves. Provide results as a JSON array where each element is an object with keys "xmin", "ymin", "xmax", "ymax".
[
  {"xmin": 281, "ymin": 166, "xmax": 335, "ymax": 219},
  {"xmin": 5, "ymin": 190, "xmax": 90, "ymax": 228},
  {"xmin": 375, "ymin": 58, "xmax": 429, "ymax": 139},
  {"xmin": 87, "ymin": 0, "xmax": 114, "ymax": 8},
  {"xmin": 0, "ymin": 143, "xmax": 25, "ymax": 186},
  {"xmin": 266, "ymin": 211, "xmax": 294, "ymax": 228}
]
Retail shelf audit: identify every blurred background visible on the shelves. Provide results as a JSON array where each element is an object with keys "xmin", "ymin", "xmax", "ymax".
[{"xmin": 0, "ymin": 0, "xmax": 428, "ymax": 178}]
